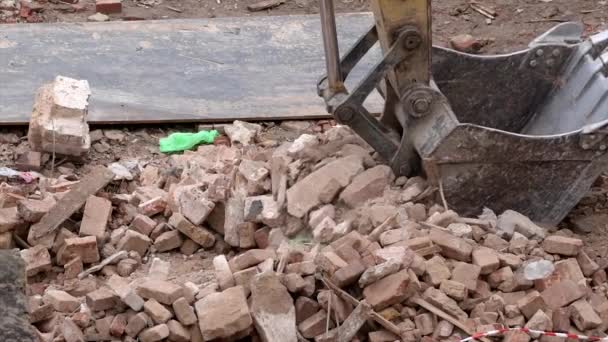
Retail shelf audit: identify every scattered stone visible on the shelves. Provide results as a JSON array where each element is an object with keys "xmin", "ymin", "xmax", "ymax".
[
  {"xmin": 225, "ymin": 120, "xmax": 261, "ymax": 145},
  {"xmin": 496, "ymin": 210, "xmax": 545, "ymax": 239},
  {"xmin": 116, "ymin": 258, "xmax": 138, "ymax": 277},
  {"xmin": 449, "ymin": 34, "xmax": 483, "ymax": 53},
  {"xmin": 87, "ymin": 12, "xmax": 109, "ymax": 21}
]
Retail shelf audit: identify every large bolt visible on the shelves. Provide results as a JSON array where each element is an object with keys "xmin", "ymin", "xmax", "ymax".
[
  {"xmin": 334, "ymin": 106, "xmax": 355, "ymax": 123},
  {"xmin": 412, "ymin": 98, "xmax": 431, "ymax": 115}
]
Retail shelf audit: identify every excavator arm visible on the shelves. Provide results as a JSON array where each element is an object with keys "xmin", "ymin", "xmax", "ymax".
[{"xmin": 317, "ymin": 0, "xmax": 608, "ymax": 224}]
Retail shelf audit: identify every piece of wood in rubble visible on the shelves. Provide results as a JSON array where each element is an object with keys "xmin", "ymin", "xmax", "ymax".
[
  {"xmin": 247, "ymin": 0, "xmax": 285, "ymax": 11},
  {"xmin": 27, "ymin": 165, "xmax": 114, "ymax": 246},
  {"xmin": 315, "ymin": 300, "xmax": 372, "ymax": 342},
  {"xmin": 78, "ymin": 251, "xmax": 128, "ymax": 279}
]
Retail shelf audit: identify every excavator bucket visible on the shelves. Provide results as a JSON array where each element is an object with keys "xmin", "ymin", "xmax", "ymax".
[{"xmin": 317, "ymin": 0, "xmax": 608, "ymax": 225}]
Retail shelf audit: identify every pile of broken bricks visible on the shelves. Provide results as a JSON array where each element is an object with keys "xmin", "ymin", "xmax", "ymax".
[{"xmin": 2, "ymin": 76, "xmax": 608, "ymax": 342}]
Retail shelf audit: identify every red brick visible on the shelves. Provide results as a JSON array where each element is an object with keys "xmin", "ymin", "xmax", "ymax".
[
  {"xmin": 298, "ymin": 310, "xmax": 333, "ymax": 339},
  {"xmin": 576, "ymin": 250, "xmax": 599, "ymax": 276},
  {"xmin": 64, "ymin": 257, "xmax": 83, "ymax": 279},
  {"xmin": 552, "ymin": 308, "xmax": 571, "ymax": 332},
  {"xmin": 137, "ymin": 279, "xmax": 184, "ymax": 305},
  {"xmin": 542, "ymin": 235, "xmax": 583, "ymax": 256},
  {"xmin": 330, "ymin": 259, "xmax": 365, "ymax": 288},
  {"xmin": 429, "ymin": 228, "xmax": 473, "ymax": 262},
  {"xmin": 167, "ymin": 320, "xmax": 191, "ymax": 342},
  {"xmin": 43, "ymin": 290, "xmax": 80, "ymax": 313},
  {"xmin": 213, "ymin": 255, "xmax": 235, "ymax": 290},
  {"xmin": 516, "ymin": 290, "xmax": 547, "ymax": 319},
  {"xmin": 570, "ymin": 299, "xmax": 602, "ymax": 331},
  {"xmin": 80, "ymin": 195, "xmax": 112, "ymax": 241},
  {"xmin": 487, "ymin": 266, "xmax": 513, "ymax": 289},
  {"xmin": 315, "ymin": 251, "xmax": 348, "ymax": 275},
  {"xmin": 130, "ymin": 214, "xmax": 157, "ymax": 236},
  {"xmin": 96, "ymin": 0, "xmax": 121, "ymax": 14},
  {"xmin": 172, "ymin": 297, "xmax": 197, "ymax": 326},
  {"xmin": 439, "ymin": 280, "xmax": 467, "ymax": 302},
  {"xmin": 109, "ymin": 313, "xmax": 127, "ymax": 337},
  {"xmin": 295, "ymin": 296, "xmax": 319, "ymax": 324},
  {"xmin": 362, "ymin": 269, "xmax": 410, "ymax": 310},
  {"xmin": 168, "ymin": 213, "xmax": 215, "ymax": 248},
  {"xmin": 117, "ymin": 230, "xmax": 151, "ymax": 256},
  {"xmin": 451, "ymin": 262, "xmax": 481, "ymax": 291},
  {"xmin": 86, "ymin": 288, "xmax": 118, "ymax": 311},
  {"xmin": 138, "ymin": 196, "xmax": 167, "ymax": 217},
  {"xmin": 422, "ymin": 287, "xmax": 468, "ymax": 320},
  {"xmin": 229, "ymin": 249, "xmax": 276, "ymax": 272},
  {"xmin": 154, "ymin": 230, "xmax": 183, "ymax": 252},
  {"xmin": 425, "ymin": 256, "xmax": 451, "ymax": 286},
  {"xmin": 139, "ymin": 324, "xmax": 169, "ymax": 342},
  {"xmin": 144, "ymin": 299, "xmax": 173, "ymax": 324},
  {"xmin": 472, "ymin": 247, "xmax": 500, "ymax": 275},
  {"xmin": 20, "ymin": 245, "xmax": 52, "ymax": 276},
  {"xmin": 57, "ymin": 236, "xmax": 99, "ymax": 265},
  {"xmin": 541, "ymin": 280, "xmax": 585, "ymax": 309},
  {"xmin": 125, "ymin": 312, "xmax": 150, "ymax": 337}
]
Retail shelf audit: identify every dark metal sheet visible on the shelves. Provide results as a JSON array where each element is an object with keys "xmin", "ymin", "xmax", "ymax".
[{"xmin": 0, "ymin": 13, "xmax": 383, "ymax": 125}]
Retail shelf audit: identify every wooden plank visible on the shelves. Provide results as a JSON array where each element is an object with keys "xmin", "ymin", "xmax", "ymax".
[
  {"xmin": 27, "ymin": 166, "xmax": 114, "ymax": 246},
  {"xmin": 0, "ymin": 14, "xmax": 382, "ymax": 125}
]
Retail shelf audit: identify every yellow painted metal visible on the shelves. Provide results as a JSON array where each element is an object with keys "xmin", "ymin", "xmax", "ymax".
[{"xmin": 370, "ymin": 0, "xmax": 431, "ymax": 94}]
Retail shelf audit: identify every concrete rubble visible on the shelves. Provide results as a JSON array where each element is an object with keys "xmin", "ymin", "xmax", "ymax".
[{"xmin": 2, "ymin": 114, "xmax": 608, "ymax": 342}]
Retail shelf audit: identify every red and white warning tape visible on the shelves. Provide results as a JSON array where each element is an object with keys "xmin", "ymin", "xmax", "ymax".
[{"xmin": 460, "ymin": 328, "xmax": 608, "ymax": 341}]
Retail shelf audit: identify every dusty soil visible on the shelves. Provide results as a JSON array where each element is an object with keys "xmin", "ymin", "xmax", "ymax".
[{"xmin": 2, "ymin": 0, "xmax": 606, "ymax": 54}]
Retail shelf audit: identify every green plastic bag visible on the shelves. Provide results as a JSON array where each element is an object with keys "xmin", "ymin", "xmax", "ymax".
[{"xmin": 159, "ymin": 130, "xmax": 220, "ymax": 153}]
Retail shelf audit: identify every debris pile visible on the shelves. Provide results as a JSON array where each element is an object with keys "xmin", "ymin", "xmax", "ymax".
[{"xmin": 2, "ymin": 83, "xmax": 608, "ymax": 341}]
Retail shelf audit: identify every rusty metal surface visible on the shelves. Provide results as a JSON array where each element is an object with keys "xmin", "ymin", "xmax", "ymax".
[{"xmin": 427, "ymin": 125, "xmax": 608, "ymax": 223}]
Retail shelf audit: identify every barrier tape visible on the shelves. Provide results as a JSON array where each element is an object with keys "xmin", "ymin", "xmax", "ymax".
[{"xmin": 460, "ymin": 328, "xmax": 608, "ymax": 341}]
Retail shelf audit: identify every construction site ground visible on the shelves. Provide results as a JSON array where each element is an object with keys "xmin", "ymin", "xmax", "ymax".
[
  {"xmin": 2, "ymin": 0, "xmax": 608, "ymax": 341},
  {"xmin": 2, "ymin": 0, "xmax": 606, "ymax": 53}
]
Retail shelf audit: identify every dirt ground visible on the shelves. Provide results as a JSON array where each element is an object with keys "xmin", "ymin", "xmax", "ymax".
[{"xmin": 2, "ymin": 0, "xmax": 607, "ymax": 54}]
